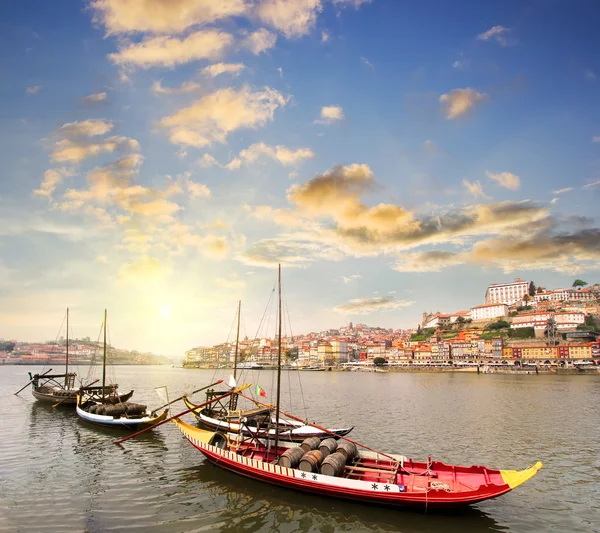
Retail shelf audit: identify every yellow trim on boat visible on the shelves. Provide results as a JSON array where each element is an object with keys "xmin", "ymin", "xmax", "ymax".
[
  {"xmin": 500, "ymin": 461, "xmax": 543, "ymax": 489},
  {"xmin": 173, "ymin": 417, "xmax": 217, "ymax": 443}
]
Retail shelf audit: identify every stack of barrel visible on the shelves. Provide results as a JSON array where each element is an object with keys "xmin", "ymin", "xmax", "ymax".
[{"xmin": 277, "ymin": 436, "xmax": 358, "ymax": 477}]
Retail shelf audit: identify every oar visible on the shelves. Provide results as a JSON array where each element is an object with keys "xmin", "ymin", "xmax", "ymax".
[
  {"xmin": 113, "ymin": 389, "xmax": 235, "ymax": 445},
  {"xmin": 52, "ymin": 379, "xmax": 99, "ymax": 408},
  {"xmin": 150, "ymin": 380, "xmax": 224, "ymax": 416},
  {"xmin": 14, "ymin": 369, "xmax": 53, "ymax": 395},
  {"xmin": 238, "ymin": 391, "xmax": 399, "ymax": 462}
]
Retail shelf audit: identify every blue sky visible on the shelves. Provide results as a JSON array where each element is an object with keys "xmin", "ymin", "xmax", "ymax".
[{"xmin": 1, "ymin": 0, "xmax": 600, "ymax": 356}]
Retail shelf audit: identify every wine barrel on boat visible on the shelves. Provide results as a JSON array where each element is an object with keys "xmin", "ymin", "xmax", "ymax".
[
  {"xmin": 320, "ymin": 452, "xmax": 347, "ymax": 477},
  {"xmin": 319, "ymin": 438, "xmax": 338, "ymax": 458},
  {"xmin": 299, "ymin": 450, "xmax": 324, "ymax": 472},
  {"xmin": 336, "ymin": 441, "xmax": 358, "ymax": 461},
  {"xmin": 278, "ymin": 447, "xmax": 305, "ymax": 468},
  {"xmin": 300, "ymin": 437, "xmax": 321, "ymax": 452}
]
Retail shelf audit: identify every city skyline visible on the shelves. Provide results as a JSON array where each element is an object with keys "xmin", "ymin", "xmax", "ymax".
[{"xmin": 2, "ymin": 1, "xmax": 600, "ymax": 356}]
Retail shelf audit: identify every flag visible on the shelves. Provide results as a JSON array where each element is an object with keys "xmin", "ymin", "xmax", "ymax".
[
  {"xmin": 256, "ymin": 385, "xmax": 267, "ymax": 397},
  {"xmin": 155, "ymin": 386, "xmax": 169, "ymax": 405}
]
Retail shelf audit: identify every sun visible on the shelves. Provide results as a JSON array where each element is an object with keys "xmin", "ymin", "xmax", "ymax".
[{"xmin": 161, "ymin": 306, "xmax": 170, "ymax": 318}]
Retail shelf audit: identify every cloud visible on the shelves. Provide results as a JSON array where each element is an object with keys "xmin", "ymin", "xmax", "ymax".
[
  {"xmin": 159, "ymin": 85, "xmax": 289, "ymax": 147},
  {"xmin": 152, "ymin": 80, "xmax": 201, "ymax": 95},
  {"xmin": 201, "ymin": 62, "xmax": 245, "ymax": 78},
  {"xmin": 109, "ymin": 30, "xmax": 233, "ymax": 69},
  {"xmin": 462, "ymin": 179, "xmax": 486, "ymax": 197},
  {"xmin": 33, "ymin": 168, "xmax": 74, "ymax": 199},
  {"xmin": 487, "ymin": 171, "xmax": 521, "ymax": 191},
  {"xmin": 593, "ymin": 136, "xmax": 600, "ymax": 143},
  {"xmin": 237, "ymin": 142, "xmax": 315, "ymax": 166},
  {"xmin": 225, "ymin": 158, "xmax": 242, "ymax": 170},
  {"xmin": 314, "ymin": 105, "xmax": 344, "ymax": 124},
  {"xmin": 393, "ymin": 251, "xmax": 465, "ymax": 272},
  {"xmin": 58, "ymin": 119, "xmax": 113, "ymax": 137},
  {"xmin": 476, "ymin": 25, "xmax": 513, "ymax": 46},
  {"xmin": 333, "ymin": 297, "xmax": 415, "ymax": 315},
  {"xmin": 119, "ymin": 256, "xmax": 170, "ymax": 282},
  {"xmin": 440, "ymin": 88, "xmax": 488, "ymax": 119},
  {"xmin": 553, "ymin": 187, "xmax": 573, "ymax": 195},
  {"xmin": 81, "ymin": 92, "xmax": 107, "ymax": 103},
  {"xmin": 360, "ymin": 56, "xmax": 374, "ymax": 70},
  {"xmin": 423, "ymin": 140, "xmax": 437, "ymax": 156},
  {"xmin": 256, "ymin": 0, "xmax": 322, "ymax": 38},
  {"xmin": 342, "ymin": 274, "xmax": 361, "ymax": 284},
  {"xmin": 244, "ymin": 28, "xmax": 277, "ymax": 54},
  {"xmin": 185, "ymin": 177, "xmax": 211, "ymax": 199},
  {"xmin": 550, "ymin": 198, "xmax": 559, "ymax": 205},
  {"xmin": 321, "ymin": 31, "xmax": 329, "ymax": 43},
  {"xmin": 583, "ymin": 180, "xmax": 600, "ymax": 189},
  {"xmin": 332, "ymin": 0, "xmax": 372, "ymax": 6},
  {"xmin": 90, "ymin": 0, "xmax": 249, "ymax": 35},
  {"xmin": 26, "ymin": 85, "xmax": 41, "ymax": 95},
  {"xmin": 51, "ymin": 136, "xmax": 140, "ymax": 164},
  {"xmin": 452, "ymin": 59, "xmax": 468, "ymax": 69},
  {"xmin": 197, "ymin": 153, "xmax": 218, "ymax": 168},
  {"xmin": 585, "ymin": 70, "xmax": 597, "ymax": 80}
]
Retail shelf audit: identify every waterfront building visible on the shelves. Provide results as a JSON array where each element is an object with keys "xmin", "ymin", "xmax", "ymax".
[
  {"xmin": 330, "ymin": 340, "xmax": 349, "ymax": 363},
  {"xmin": 492, "ymin": 337, "xmax": 503, "ymax": 358},
  {"xmin": 485, "ymin": 279, "xmax": 530, "ymax": 306},
  {"xmin": 470, "ymin": 303, "xmax": 508, "ymax": 321}
]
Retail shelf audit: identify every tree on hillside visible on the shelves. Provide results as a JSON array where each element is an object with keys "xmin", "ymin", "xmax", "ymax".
[
  {"xmin": 373, "ymin": 357, "xmax": 387, "ymax": 366},
  {"xmin": 536, "ymin": 286, "xmax": 544, "ymax": 294},
  {"xmin": 529, "ymin": 281, "xmax": 536, "ymax": 296},
  {"xmin": 573, "ymin": 279, "xmax": 588, "ymax": 288}
]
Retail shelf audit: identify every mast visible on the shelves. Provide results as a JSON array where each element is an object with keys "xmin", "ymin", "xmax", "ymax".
[
  {"xmin": 274, "ymin": 264, "xmax": 282, "ymax": 456},
  {"xmin": 102, "ymin": 309, "xmax": 107, "ymax": 401},
  {"xmin": 65, "ymin": 307, "xmax": 69, "ymax": 387},
  {"xmin": 230, "ymin": 300, "xmax": 241, "ymax": 410}
]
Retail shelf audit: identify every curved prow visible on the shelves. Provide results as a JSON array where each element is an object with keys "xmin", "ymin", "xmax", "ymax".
[{"xmin": 500, "ymin": 461, "xmax": 543, "ymax": 490}]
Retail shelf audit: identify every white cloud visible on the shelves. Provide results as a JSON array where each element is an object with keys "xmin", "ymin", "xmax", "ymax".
[
  {"xmin": 237, "ymin": 142, "xmax": 315, "ymax": 166},
  {"xmin": 583, "ymin": 180, "xmax": 600, "ymax": 189},
  {"xmin": 201, "ymin": 62, "xmax": 246, "ymax": 78},
  {"xmin": 321, "ymin": 31, "xmax": 329, "ymax": 42},
  {"xmin": 593, "ymin": 136, "xmax": 600, "ymax": 143},
  {"xmin": 452, "ymin": 59, "xmax": 466, "ymax": 69},
  {"xmin": 225, "ymin": 158, "xmax": 242, "ymax": 170},
  {"xmin": 160, "ymin": 85, "xmax": 289, "ymax": 147},
  {"xmin": 332, "ymin": 0, "xmax": 372, "ymax": 6},
  {"xmin": 553, "ymin": 187, "xmax": 573, "ymax": 195},
  {"xmin": 197, "ymin": 154, "xmax": 218, "ymax": 168},
  {"xmin": 185, "ymin": 178, "xmax": 211, "ymax": 199},
  {"xmin": 333, "ymin": 297, "xmax": 414, "ymax": 315},
  {"xmin": 244, "ymin": 28, "xmax": 277, "ymax": 54},
  {"xmin": 90, "ymin": 0, "xmax": 249, "ymax": 35},
  {"xmin": 82, "ymin": 92, "xmax": 107, "ymax": 103},
  {"xmin": 462, "ymin": 179, "xmax": 486, "ymax": 198},
  {"xmin": 341, "ymin": 274, "xmax": 361, "ymax": 284},
  {"xmin": 58, "ymin": 119, "xmax": 113, "ymax": 137},
  {"xmin": 440, "ymin": 88, "xmax": 488, "ymax": 119},
  {"xmin": 152, "ymin": 80, "xmax": 201, "ymax": 95},
  {"xmin": 360, "ymin": 56, "xmax": 374, "ymax": 70},
  {"xmin": 109, "ymin": 30, "xmax": 233, "ymax": 69},
  {"xmin": 550, "ymin": 198, "xmax": 559, "ymax": 205},
  {"xmin": 487, "ymin": 171, "xmax": 521, "ymax": 191},
  {"xmin": 26, "ymin": 85, "xmax": 41, "ymax": 95},
  {"xmin": 256, "ymin": 0, "xmax": 322, "ymax": 38},
  {"xmin": 476, "ymin": 25, "xmax": 513, "ymax": 46},
  {"xmin": 314, "ymin": 105, "xmax": 344, "ymax": 124},
  {"xmin": 33, "ymin": 168, "xmax": 74, "ymax": 199}
]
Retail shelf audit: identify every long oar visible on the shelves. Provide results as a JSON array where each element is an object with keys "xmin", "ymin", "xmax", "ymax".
[
  {"xmin": 150, "ymin": 380, "xmax": 224, "ymax": 416},
  {"xmin": 238, "ymin": 392, "xmax": 398, "ymax": 462},
  {"xmin": 113, "ymin": 389, "xmax": 234, "ymax": 445},
  {"xmin": 52, "ymin": 379, "xmax": 100, "ymax": 408},
  {"xmin": 14, "ymin": 369, "xmax": 53, "ymax": 395}
]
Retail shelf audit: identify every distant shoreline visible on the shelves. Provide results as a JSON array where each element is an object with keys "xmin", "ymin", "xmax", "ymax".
[{"xmin": 0, "ymin": 362, "xmax": 172, "ymax": 366}]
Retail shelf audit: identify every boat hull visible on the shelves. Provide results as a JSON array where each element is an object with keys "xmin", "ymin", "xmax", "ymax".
[
  {"xmin": 32, "ymin": 388, "xmax": 134, "ymax": 406},
  {"xmin": 174, "ymin": 419, "xmax": 542, "ymax": 509}
]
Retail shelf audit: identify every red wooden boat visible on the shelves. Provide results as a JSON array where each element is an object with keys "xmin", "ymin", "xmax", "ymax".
[{"xmin": 174, "ymin": 418, "xmax": 542, "ymax": 509}]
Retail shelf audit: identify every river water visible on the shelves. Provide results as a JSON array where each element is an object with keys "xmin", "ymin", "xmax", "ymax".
[{"xmin": 1, "ymin": 365, "xmax": 599, "ymax": 533}]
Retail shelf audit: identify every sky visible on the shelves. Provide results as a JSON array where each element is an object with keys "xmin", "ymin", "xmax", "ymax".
[{"xmin": 1, "ymin": 0, "xmax": 600, "ymax": 356}]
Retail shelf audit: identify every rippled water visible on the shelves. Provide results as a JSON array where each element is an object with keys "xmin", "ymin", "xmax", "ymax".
[{"xmin": 1, "ymin": 366, "xmax": 599, "ymax": 532}]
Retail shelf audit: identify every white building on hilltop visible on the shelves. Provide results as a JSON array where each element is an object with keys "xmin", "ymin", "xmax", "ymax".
[
  {"xmin": 485, "ymin": 279, "xmax": 530, "ymax": 306},
  {"xmin": 470, "ymin": 303, "xmax": 508, "ymax": 321}
]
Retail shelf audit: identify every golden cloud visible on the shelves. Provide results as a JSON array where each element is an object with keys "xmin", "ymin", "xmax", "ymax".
[
  {"xmin": 244, "ymin": 28, "xmax": 277, "ymax": 54},
  {"xmin": 256, "ymin": 0, "xmax": 322, "ymax": 38},
  {"xmin": 440, "ymin": 88, "xmax": 488, "ymax": 119},
  {"xmin": 201, "ymin": 62, "xmax": 246, "ymax": 78},
  {"xmin": 109, "ymin": 30, "xmax": 233, "ymax": 69},
  {"xmin": 487, "ymin": 171, "xmax": 521, "ymax": 191},
  {"xmin": 333, "ymin": 297, "xmax": 415, "ymax": 315},
  {"xmin": 238, "ymin": 142, "xmax": 315, "ymax": 166},
  {"xmin": 151, "ymin": 80, "xmax": 201, "ymax": 95},
  {"xmin": 159, "ymin": 85, "xmax": 289, "ymax": 147},
  {"xmin": 314, "ymin": 105, "xmax": 344, "ymax": 124}
]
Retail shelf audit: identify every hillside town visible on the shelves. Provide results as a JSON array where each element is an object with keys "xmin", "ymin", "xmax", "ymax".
[
  {"xmin": 0, "ymin": 339, "xmax": 171, "ymax": 366},
  {"xmin": 184, "ymin": 278, "xmax": 600, "ymax": 371}
]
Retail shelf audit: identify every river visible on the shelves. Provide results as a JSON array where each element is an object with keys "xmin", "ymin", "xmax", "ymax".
[{"xmin": 1, "ymin": 365, "xmax": 598, "ymax": 532}]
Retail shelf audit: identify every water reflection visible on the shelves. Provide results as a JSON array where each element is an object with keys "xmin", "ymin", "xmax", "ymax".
[{"xmin": 174, "ymin": 461, "xmax": 507, "ymax": 533}]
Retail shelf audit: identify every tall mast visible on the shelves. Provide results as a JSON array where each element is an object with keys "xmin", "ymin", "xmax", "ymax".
[
  {"xmin": 230, "ymin": 300, "xmax": 241, "ymax": 410},
  {"xmin": 65, "ymin": 307, "xmax": 69, "ymax": 387},
  {"xmin": 274, "ymin": 264, "xmax": 282, "ymax": 456},
  {"xmin": 233, "ymin": 300, "xmax": 241, "ymax": 381},
  {"xmin": 102, "ymin": 309, "xmax": 107, "ymax": 401}
]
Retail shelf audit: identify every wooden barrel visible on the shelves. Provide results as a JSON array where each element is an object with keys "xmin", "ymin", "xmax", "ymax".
[
  {"xmin": 300, "ymin": 437, "xmax": 321, "ymax": 452},
  {"xmin": 320, "ymin": 453, "xmax": 347, "ymax": 477},
  {"xmin": 319, "ymin": 438, "xmax": 338, "ymax": 458},
  {"xmin": 335, "ymin": 441, "xmax": 358, "ymax": 461},
  {"xmin": 278, "ymin": 447, "xmax": 305, "ymax": 468},
  {"xmin": 299, "ymin": 450, "xmax": 324, "ymax": 472}
]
